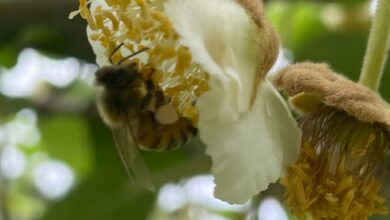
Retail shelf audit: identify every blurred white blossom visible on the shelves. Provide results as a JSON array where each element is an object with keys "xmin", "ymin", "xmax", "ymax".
[
  {"xmin": 33, "ymin": 160, "xmax": 75, "ymax": 200},
  {"xmin": 0, "ymin": 48, "xmax": 97, "ymax": 98}
]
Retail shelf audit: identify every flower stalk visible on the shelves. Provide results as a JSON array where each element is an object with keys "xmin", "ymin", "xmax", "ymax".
[
  {"xmin": 359, "ymin": 0, "xmax": 390, "ymax": 91},
  {"xmin": 247, "ymin": 194, "xmax": 261, "ymax": 220}
]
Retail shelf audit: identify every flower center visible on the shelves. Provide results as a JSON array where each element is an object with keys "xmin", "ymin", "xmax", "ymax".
[
  {"xmin": 281, "ymin": 105, "xmax": 390, "ymax": 219},
  {"xmin": 75, "ymin": 0, "xmax": 209, "ymax": 124}
]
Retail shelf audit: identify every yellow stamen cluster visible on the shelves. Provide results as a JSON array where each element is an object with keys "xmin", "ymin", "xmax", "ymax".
[
  {"xmin": 281, "ymin": 105, "xmax": 390, "ymax": 220},
  {"xmin": 75, "ymin": 0, "xmax": 209, "ymax": 123}
]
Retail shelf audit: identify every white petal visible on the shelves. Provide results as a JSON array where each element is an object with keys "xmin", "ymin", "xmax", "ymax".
[
  {"xmin": 87, "ymin": 0, "xmax": 111, "ymax": 67},
  {"xmin": 199, "ymin": 80, "xmax": 301, "ymax": 204},
  {"xmin": 87, "ymin": 29, "xmax": 110, "ymax": 67},
  {"xmin": 165, "ymin": 0, "xmax": 301, "ymax": 204},
  {"xmin": 165, "ymin": 0, "xmax": 261, "ymax": 120}
]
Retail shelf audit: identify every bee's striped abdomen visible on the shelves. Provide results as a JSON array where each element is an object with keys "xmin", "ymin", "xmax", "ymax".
[{"xmin": 136, "ymin": 115, "xmax": 197, "ymax": 151}]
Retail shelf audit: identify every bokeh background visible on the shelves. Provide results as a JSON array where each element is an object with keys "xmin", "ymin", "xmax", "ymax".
[{"xmin": 0, "ymin": 0, "xmax": 389, "ymax": 219}]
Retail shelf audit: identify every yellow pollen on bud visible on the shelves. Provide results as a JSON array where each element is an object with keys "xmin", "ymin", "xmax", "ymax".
[
  {"xmin": 75, "ymin": 0, "xmax": 209, "ymax": 123},
  {"xmin": 281, "ymin": 105, "xmax": 390, "ymax": 220}
]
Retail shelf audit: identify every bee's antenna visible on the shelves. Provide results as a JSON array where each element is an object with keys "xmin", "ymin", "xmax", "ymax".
[
  {"xmin": 118, "ymin": 48, "xmax": 149, "ymax": 65},
  {"xmin": 109, "ymin": 43, "xmax": 125, "ymax": 64}
]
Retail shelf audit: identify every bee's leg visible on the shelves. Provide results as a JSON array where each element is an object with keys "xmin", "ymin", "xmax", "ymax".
[
  {"xmin": 140, "ymin": 78, "xmax": 156, "ymax": 111},
  {"xmin": 140, "ymin": 92, "xmax": 154, "ymax": 111},
  {"xmin": 166, "ymin": 96, "xmax": 172, "ymax": 104},
  {"xmin": 155, "ymin": 91, "xmax": 165, "ymax": 107},
  {"xmin": 145, "ymin": 67, "xmax": 155, "ymax": 81},
  {"xmin": 146, "ymin": 78, "xmax": 154, "ymax": 91}
]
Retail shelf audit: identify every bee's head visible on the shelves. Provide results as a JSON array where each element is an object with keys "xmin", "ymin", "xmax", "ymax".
[{"xmin": 95, "ymin": 64, "xmax": 139, "ymax": 89}]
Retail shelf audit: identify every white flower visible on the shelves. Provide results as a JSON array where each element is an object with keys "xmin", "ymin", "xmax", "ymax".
[
  {"xmin": 165, "ymin": 0, "xmax": 301, "ymax": 204},
  {"xmin": 76, "ymin": 0, "xmax": 301, "ymax": 204}
]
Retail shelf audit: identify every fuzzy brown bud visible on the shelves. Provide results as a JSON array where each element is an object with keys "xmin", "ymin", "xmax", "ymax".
[
  {"xmin": 276, "ymin": 62, "xmax": 390, "ymax": 219},
  {"xmin": 237, "ymin": 0, "xmax": 280, "ymax": 106},
  {"xmin": 274, "ymin": 62, "xmax": 390, "ymax": 126}
]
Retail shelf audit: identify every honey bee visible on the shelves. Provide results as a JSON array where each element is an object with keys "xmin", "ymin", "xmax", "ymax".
[{"xmin": 95, "ymin": 43, "xmax": 197, "ymax": 191}]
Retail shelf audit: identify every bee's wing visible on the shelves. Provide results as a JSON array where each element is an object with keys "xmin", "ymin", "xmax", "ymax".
[{"xmin": 111, "ymin": 123, "xmax": 155, "ymax": 192}]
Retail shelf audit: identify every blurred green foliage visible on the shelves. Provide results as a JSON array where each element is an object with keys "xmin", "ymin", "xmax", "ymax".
[
  {"xmin": 267, "ymin": 1, "xmax": 390, "ymax": 102},
  {"xmin": 39, "ymin": 115, "xmax": 93, "ymax": 177}
]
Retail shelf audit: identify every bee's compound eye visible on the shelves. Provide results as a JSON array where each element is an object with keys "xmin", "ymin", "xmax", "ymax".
[
  {"xmin": 114, "ymin": 68, "xmax": 129, "ymax": 81},
  {"xmin": 111, "ymin": 67, "xmax": 138, "ymax": 87},
  {"xmin": 155, "ymin": 103, "xmax": 179, "ymax": 125},
  {"xmin": 95, "ymin": 66, "xmax": 115, "ymax": 85}
]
